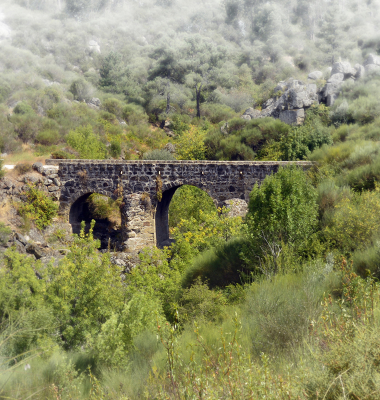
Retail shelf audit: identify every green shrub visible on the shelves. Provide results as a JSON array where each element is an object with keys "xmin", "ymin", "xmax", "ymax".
[
  {"xmin": 352, "ymin": 243, "xmax": 380, "ymax": 277},
  {"xmin": 14, "ymin": 163, "xmax": 32, "ymax": 175},
  {"xmin": 0, "ymin": 222, "xmax": 11, "ymax": 246},
  {"xmin": 178, "ymin": 277, "xmax": 227, "ymax": 324},
  {"xmin": 18, "ymin": 185, "xmax": 58, "ymax": 229},
  {"xmin": 324, "ymin": 190, "xmax": 380, "ymax": 252},
  {"xmin": 102, "ymin": 98, "xmax": 125, "ymax": 119},
  {"xmin": 35, "ymin": 129, "xmax": 60, "ymax": 146},
  {"xmin": 69, "ymin": 79, "xmax": 94, "ymax": 102},
  {"xmin": 248, "ymin": 166, "xmax": 318, "ymax": 250},
  {"xmin": 201, "ymin": 104, "xmax": 236, "ymax": 124},
  {"xmin": 13, "ymin": 102, "xmax": 34, "ymax": 115},
  {"xmin": 0, "ymin": 159, "xmax": 5, "ymax": 179},
  {"xmin": 142, "ymin": 149, "xmax": 175, "ymax": 160},
  {"xmin": 51, "ymin": 150, "xmax": 73, "ymax": 159},
  {"xmin": 11, "ymin": 113, "xmax": 41, "ymax": 143},
  {"xmin": 66, "ymin": 125, "xmax": 107, "ymax": 159},
  {"xmin": 122, "ymin": 104, "xmax": 148, "ymax": 125},
  {"xmin": 182, "ymin": 237, "xmax": 249, "ymax": 288},
  {"xmin": 109, "ymin": 140, "xmax": 122, "ymax": 158}
]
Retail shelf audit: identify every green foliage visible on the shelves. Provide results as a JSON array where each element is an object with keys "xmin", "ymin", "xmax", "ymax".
[
  {"xmin": 126, "ymin": 247, "xmax": 182, "ymax": 321},
  {"xmin": 142, "ymin": 149, "xmax": 175, "ymax": 160},
  {"xmin": 99, "ymin": 52, "xmax": 128, "ymax": 93},
  {"xmin": 323, "ymin": 189, "xmax": 380, "ymax": 253},
  {"xmin": 0, "ymin": 250, "xmax": 46, "ymax": 320},
  {"xmin": 35, "ymin": 129, "xmax": 60, "ymax": 146},
  {"xmin": 95, "ymin": 293, "xmax": 164, "ymax": 367},
  {"xmin": 280, "ymin": 105, "xmax": 333, "ymax": 160},
  {"xmin": 170, "ymin": 206, "xmax": 244, "ymax": 272},
  {"xmin": 175, "ymin": 125, "xmax": 206, "ymax": 160},
  {"xmin": 0, "ymin": 159, "xmax": 5, "ymax": 180},
  {"xmin": 169, "ymin": 185, "xmax": 216, "ymax": 229},
  {"xmin": 0, "ymin": 222, "xmax": 11, "ymax": 246},
  {"xmin": 66, "ymin": 125, "xmax": 107, "ymax": 159},
  {"xmin": 248, "ymin": 166, "xmax": 318, "ymax": 249},
  {"xmin": 13, "ymin": 102, "xmax": 34, "ymax": 115},
  {"xmin": 182, "ymin": 237, "xmax": 249, "ymax": 288},
  {"xmin": 14, "ymin": 163, "xmax": 32, "ymax": 175},
  {"xmin": 46, "ymin": 221, "xmax": 124, "ymax": 348},
  {"xmin": 69, "ymin": 79, "xmax": 94, "ymax": 102},
  {"xmin": 18, "ymin": 185, "xmax": 58, "ymax": 229},
  {"xmin": 178, "ymin": 278, "xmax": 227, "ymax": 324}
]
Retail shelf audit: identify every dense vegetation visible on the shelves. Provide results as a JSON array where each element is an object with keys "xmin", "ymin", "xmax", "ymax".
[{"xmin": 2, "ymin": 0, "xmax": 380, "ymax": 398}]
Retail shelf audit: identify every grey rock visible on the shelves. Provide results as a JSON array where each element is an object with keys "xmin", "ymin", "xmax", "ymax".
[
  {"xmin": 25, "ymin": 243, "xmax": 46, "ymax": 259},
  {"xmin": 364, "ymin": 64, "xmax": 380, "ymax": 75},
  {"xmin": 48, "ymin": 174, "xmax": 58, "ymax": 179},
  {"xmin": 327, "ymin": 73, "xmax": 344, "ymax": 83},
  {"xmin": 28, "ymin": 228, "xmax": 45, "ymax": 244},
  {"xmin": 53, "ymin": 178, "xmax": 60, "ymax": 186},
  {"xmin": 89, "ymin": 97, "xmax": 101, "ymax": 107},
  {"xmin": 354, "ymin": 64, "xmax": 365, "ymax": 79},
  {"xmin": 241, "ymin": 114, "xmax": 251, "ymax": 121},
  {"xmin": 44, "ymin": 179, "xmax": 53, "ymax": 185},
  {"xmin": 364, "ymin": 54, "xmax": 380, "ymax": 66},
  {"xmin": 48, "ymin": 186, "xmax": 60, "ymax": 192},
  {"xmin": 88, "ymin": 40, "xmax": 101, "ymax": 54},
  {"xmin": 322, "ymin": 81, "xmax": 343, "ymax": 106},
  {"xmin": 308, "ymin": 71, "xmax": 323, "ymax": 80},
  {"xmin": 273, "ymin": 81, "xmax": 287, "ymax": 93},
  {"xmin": 32, "ymin": 162, "xmax": 43, "ymax": 174},
  {"xmin": 15, "ymin": 232, "xmax": 28, "ymax": 245},
  {"xmin": 1, "ymin": 178, "xmax": 14, "ymax": 190},
  {"xmin": 279, "ymin": 109, "xmax": 305, "ymax": 125},
  {"xmin": 242, "ymin": 107, "xmax": 261, "ymax": 119},
  {"xmin": 24, "ymin": 175, "xmax": 39, "ymax": 184},
  {"xmin": 164, "ymin": 143, "xmax": 176, "ymax": 153},
  {"xmin": 331, "ymin": 61, "xmax": 356, "ymax": 78},
  {"xmin": 14, "ymin": 240, "xmax": 26, "ymax": 253},
  {"xmin": 220, "ymin": 122, "xmax": 229, "ymax": 135}
]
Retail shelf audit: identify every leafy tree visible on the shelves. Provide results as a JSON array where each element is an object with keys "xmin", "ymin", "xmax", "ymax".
[{"xmin": 99, "ymin": 52, "xmax": 128, "ymax": 93}]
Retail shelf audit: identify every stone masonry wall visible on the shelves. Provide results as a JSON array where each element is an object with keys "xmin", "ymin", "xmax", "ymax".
[{"xmin": 46, "ymin": 160, "xmax": 313, "ymax": 252}]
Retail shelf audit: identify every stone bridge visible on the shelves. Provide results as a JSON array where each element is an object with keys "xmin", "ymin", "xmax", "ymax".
[{"xmin": 46, "ymin": 160, "xmax": 312, "ymax": 252}]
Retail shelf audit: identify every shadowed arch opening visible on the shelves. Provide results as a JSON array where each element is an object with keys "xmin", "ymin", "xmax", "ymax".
[
  {"xmin": 155, "ymin": 185, "xmax": 217, "ymax": 248},
  {"xmin": 69, "ymin": 193, "xmax": 123, "ymax": 249}
]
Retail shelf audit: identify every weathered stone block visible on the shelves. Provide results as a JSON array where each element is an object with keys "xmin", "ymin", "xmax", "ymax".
[{"xmin": 279, "ymin": 109, "xmax": 305, "ymax": 125}]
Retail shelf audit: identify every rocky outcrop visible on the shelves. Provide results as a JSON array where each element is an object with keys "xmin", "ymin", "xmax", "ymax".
[
  {"xmin": 88, "ymin": 40, "xmax": 101, "ymax": 54},
  {"xmin": 241, "ymin": 56, "xmax": 379, "ymax": 125},
  {"xmin": 240, "ymin": 78, "xmax": 318, "ymax": 125}
]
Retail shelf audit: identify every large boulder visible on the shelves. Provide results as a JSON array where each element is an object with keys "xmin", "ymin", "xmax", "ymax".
[
  {"xmin": 364, "ymin": 64, "xmax": 380, "ymax": 75},
  {"xmin": 327, "ymin": 73, "xmax": 344, "ymax": 83},
  {"xmin": 354, "ymin": 64, "xmax": 365, "ymax": 79},
  {"xmin": 322, "ymin": 81, "xmax": 343, "ymax": 106},
  {"xmin": 364, "ymin": 54, "xmax": 380, "ymax": 66},
  {"xmin": 242, "ymin": 107, "xmax": 261, "ymax": 120},
  {"xmin": 308, "ymin": 71, "xmax": 323, "ymax": 80},
  {"xmin": 331, "ymin": 61, "xmax": 356, "ymax": 78},
  {"xmin": 88, "ymin": 40, "xmax": 101, "ymax": 54},
  {"xmin": 279, "ymin": 109, "xmax": 305, "ymax": 125}
]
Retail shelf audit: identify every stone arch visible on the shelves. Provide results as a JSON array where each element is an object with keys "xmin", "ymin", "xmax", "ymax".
[
  {"xmin": 69, "ymin": 191, "xmax": 123, "ymax": 249},
  {"xmin": 155, "ymin": 182, "xmax": 217, "ymax": 248}
]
